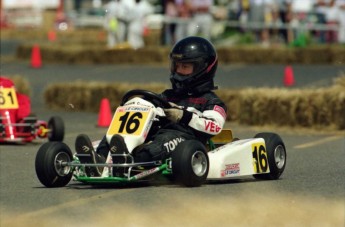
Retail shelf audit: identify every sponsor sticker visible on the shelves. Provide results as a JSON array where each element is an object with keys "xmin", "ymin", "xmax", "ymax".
[
  {"xmin": 221, "ymin": 163, "xmax": 240, "ymax": 177},
  {"xmin": 124, "ymin": 106, "xmax": 149, "ymax": 112},
  {"xmin": 213, "ymin": 105, "xmax": 226, "ymax": 119},
  {"xmin": 205, "ymin": 121, "xmax": 221, "ymax": 133}
]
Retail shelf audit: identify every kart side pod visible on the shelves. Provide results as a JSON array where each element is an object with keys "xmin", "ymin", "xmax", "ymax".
[{"xmin": 207, "ymin": 138, "xmax": 269, "ymax": 179}]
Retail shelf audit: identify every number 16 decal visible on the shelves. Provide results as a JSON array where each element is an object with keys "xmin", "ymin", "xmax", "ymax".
[
  {"xmin": 252, "ymin": 143, "xmax": 269, "ymax": 173},
  {"xmin": 118, "ymin": 112, "xmax": 142, "ymax": 134},
  {"xmin": 108, "ymin": 109, "xmax": 149, "ymax": 136}
]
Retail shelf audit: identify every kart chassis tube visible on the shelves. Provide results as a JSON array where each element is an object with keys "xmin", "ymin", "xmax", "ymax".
[{"xmin": 72, "ymin": 163, "xmax": 168, "ymax": 182}]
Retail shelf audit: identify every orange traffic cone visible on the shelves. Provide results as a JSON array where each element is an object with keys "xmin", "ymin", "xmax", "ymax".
[
  {"xmin": 283, "ymin": 65, "xmax": 295, "ymax": 87},
  {"xmin": 31, "ymin": 44, "xmax": 42, "ymax": 68},
  {"xmin": 97, "ymin": 98, "xmax": 112, "ymax": 127},
  {"xmin": 48, "ymin": 30, "xmax": 57, "ymax": 42}
]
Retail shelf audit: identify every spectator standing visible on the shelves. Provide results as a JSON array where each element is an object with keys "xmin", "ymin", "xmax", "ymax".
[
  {"xmin": 239, "ymin": 0, "xmax": 250, "ymax": 26},
  {"xmin": 117, "ymin": 0, "xmax": 134, "ymax": 44},
  {"xmin": 103, "ymin": 0, "xmax": 131, "ymax": 48},
  {"xmin": 104, "ymin": 0, "xmax": 121, "ymax": 48},
  {"xmin": 248, "ymin": 0, "xmax": 275, "ymax": 46},
  {"xmin": 188, "ymin": 0, "xmax": 214, "ymax": 39},
  {"xmin": 313, "ymin": 0, "xmax": 329, "ymax": 43},
  {"xmin": 277, "ymin": 0, "xmax": 293, "ymax": 44},
  {"xmin": 164, "ymin": 0, "xmax": 179, "ymax": 45},
  {"xmin": 128, "ymin": 0, "xmax": 154, "ymax": 49},
  {"xmin": 324, "ymin": 0, "xmax": 340, "ymax": 43},
  {"xmin": 175, "ymin": 0, "xmax": 193, "ymax": 42},
  {"xmin": 337, "ymin": 0, "xmax": 345, "ymax": 43}
]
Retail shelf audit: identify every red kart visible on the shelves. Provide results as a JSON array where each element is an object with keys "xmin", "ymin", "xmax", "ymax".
[{"xmin": 0, "ymin": 77, "xmax": 64, "ymax": 143}]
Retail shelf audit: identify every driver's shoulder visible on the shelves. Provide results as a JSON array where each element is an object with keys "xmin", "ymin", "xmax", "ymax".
[{"xmin": 161, "ymin": 89, "xmax": 179, "ymax": 100}]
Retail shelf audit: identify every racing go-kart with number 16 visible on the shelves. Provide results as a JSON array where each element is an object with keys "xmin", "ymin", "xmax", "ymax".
[{"xmin": 35, "ymin": 89, "xmax": 286, "ymax": 188}]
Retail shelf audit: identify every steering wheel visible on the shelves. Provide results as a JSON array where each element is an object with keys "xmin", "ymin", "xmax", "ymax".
[{"xmin": 121, "ymin": 90, "xmax": 171, "ymax": 108}]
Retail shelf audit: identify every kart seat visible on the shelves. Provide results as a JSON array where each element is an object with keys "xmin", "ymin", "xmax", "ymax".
[{"xmin": 207, "ymin": 129, "xmax": 233, "ymax": 150}]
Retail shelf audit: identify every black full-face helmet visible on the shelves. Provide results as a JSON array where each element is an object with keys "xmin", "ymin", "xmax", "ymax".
[{"xmin": 169, "ymin": 36, "xmax": 218, "ymax": 95}]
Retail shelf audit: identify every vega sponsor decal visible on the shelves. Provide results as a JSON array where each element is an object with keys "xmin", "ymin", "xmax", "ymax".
[
  {"xmin": 163, "ymin": 137, "xmax": 185, "ymax": 152},
  {"xmin": 221, "ymin": 163, "xmax": 240, "ymax": 177},
  {"xmin": 205, "ymin": 121, "xmax": 221, "ymax": 133}
]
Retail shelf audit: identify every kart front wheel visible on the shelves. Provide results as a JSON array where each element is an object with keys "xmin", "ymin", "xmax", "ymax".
[
  {"xmin": 48, "ymin": 116, "xmax": 64, "ymax": 142},
  {"xmin": 35, "ymin": 142, "xmax": 73, "ymax": 187},
  {"xmin": 253, "ymin": 132, "xmax": 286, "ymax": 180},
  {"xmin": 172, "ymin": 140, "xmax": 209, "ymax": 187}
]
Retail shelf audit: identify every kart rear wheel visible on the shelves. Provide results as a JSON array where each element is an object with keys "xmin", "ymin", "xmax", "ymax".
[
  {"xmin": 253, "ymin": 132, "xmax": 286, "ymax": 180},
  {"xmin": 172, "ymin": 140, "xmax": 209, "ymax": 187},
  {"xmin": 48, "ymin": 116, "xmax": 64, "ymax": 141},
  {"xmin": 35, "ymin": 142, "xmax": 73, "ymax": 187}
]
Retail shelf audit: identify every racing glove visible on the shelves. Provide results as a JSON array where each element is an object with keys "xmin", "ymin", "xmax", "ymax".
[
  {"xmin": 164, "ymin": 102, "xmax": 193, "ymax": 124},
  {"xmin": 164, "ymin": 108, "xmax": 184, "ymax": 123}
]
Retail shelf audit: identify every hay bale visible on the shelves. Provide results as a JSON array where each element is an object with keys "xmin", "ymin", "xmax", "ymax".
[
  {"xmin": 15, "ymin": 43, "xmax": 344, "ymax": 65},
  {"xmin": 217, "ymin": 85, "xmax": 345, "ymax": 130},
  {"xmin": 295, "ymin": 46, "xmax": 331, "ymax": 64},
  {"xmin": 44, "ymin": 81, "xmax": 168, "ymax": 112},
  {"xmin": 43, "ymin": 77, "xmax": 345, "ymax": 130}
]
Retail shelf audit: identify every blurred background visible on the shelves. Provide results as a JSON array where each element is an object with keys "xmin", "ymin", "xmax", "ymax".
[{"xmin": 1, "ymin": 0, "xmax": 344, "ymax": 49}]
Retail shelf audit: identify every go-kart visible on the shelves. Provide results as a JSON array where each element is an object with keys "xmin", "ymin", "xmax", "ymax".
[
  {"xmin": 35, "ymin": 90, "xmax": 286, "ymax": 188},
  {"xmin": 0, "ymin": 79, "xmax": 64, "ymax": 143},
  {"xmin": 0, "ymin": 114, "xmax": 65, "ymax": 143}
]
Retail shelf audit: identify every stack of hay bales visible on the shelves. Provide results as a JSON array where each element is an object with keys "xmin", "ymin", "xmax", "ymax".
[
  {"xmin": 43, "ymin": 75, "xmax": 345, "ymax": 130},
  {"xmin": 15, "ymin": 44, "xmax": 345, "ymax": 65},
  {"xmin": 44, "ymin": 81, "xmax": 168, "ymax": 112},
  {"xmin": 220, "ymin": 87, "xmax": 344, "ymax": 129},
  {"xmin": 6, "ymin": 75, "xmax": 344, "ymax": 130}
]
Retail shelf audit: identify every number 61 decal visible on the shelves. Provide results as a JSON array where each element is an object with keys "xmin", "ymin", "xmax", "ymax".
[
  {"xmin": 0, "ymin": 87, "xmax": 19, "ymax": 109},
  {"xmin": 252, "ymin": 143, "xmax": 269, "ymax": 173}
]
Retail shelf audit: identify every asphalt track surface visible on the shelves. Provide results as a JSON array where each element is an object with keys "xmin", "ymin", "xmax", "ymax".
[{"xmin": 1, "ymin": 59, "xmax": 344, "ymax": 226}]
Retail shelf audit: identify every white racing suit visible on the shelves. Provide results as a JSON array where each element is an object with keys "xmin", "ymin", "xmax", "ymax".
[{"xmin": 96, "ymin": 88, "xmax": 227, "ymax": 162}]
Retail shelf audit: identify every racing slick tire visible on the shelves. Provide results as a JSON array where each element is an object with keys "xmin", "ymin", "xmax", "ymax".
[
  {"xmin": 35, "ymin": 142, "xmax": 73, "ymax": 187},
  {"xmin": 171, "ymin": 140, "xmax": 209, "ymax": 187},
  {"xmin": 47, "ymin": 116, "xmax": 64, "ymax": 142},
  {"xmin": 253, "ymin": 132, "xmax": 286, "ymax": 180}
]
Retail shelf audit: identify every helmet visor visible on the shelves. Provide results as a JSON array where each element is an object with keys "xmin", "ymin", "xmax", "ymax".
[{"xmin": 170, "ymin": 57, "xmax": 207, "ymax": 78}]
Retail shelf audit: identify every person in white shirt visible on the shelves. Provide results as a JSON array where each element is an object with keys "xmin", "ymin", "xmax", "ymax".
[
  {"xmin": 248, "ymin": 0, "xmax": 275, "ymax": 46},
  {"xmin": 103, "ymin": 0, "xmax": 131, "ymax": 48},
  {"xmin": 336, "ymin": 0, "xmax": 345, "ymax": 43},
  {"xmin": 188, "ymin": 0, "xmax": 214, "ymax": 39},
  {"xmin": 127, "ymin": 0, "xmax": 154, "ymax": 49},
  {"xmin": 324, "ymin": 0, "xmax": 340, "ymax": 43}
]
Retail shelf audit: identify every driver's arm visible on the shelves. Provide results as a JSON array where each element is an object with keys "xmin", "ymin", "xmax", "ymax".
[
  {"xmin": 182, "ymin": 103, "xmax": 227, "ymax": 137},
  {"xmin": 164, "ymin": 99, "xmax": 227, "ymax": 137}
]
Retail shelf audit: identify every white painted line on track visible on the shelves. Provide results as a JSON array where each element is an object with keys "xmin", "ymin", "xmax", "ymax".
[{"xmin": 294, "ymin": 135, "xmax": 344, "ymax": 149}]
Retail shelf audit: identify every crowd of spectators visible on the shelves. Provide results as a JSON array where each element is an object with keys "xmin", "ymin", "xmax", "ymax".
[
  {"xmin": 161, "ymin": 0, "xmax": 345, "ymax": 46},
  {"xmin": 163, "ymin": 0, "xmax": 214, "ymax": 45},
  {"xmin": 80, "ymin": 0, "xmax": 345, "ymax": 47},
  {"xmin": 1, "ymin": 0, "xmax": 344, "ymax": 47}
]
